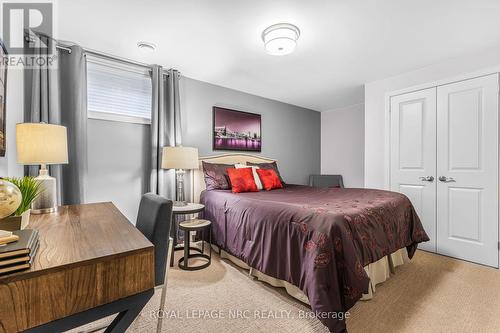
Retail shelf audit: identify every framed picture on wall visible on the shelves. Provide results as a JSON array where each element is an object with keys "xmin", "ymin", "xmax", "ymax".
[
  {"xmin": 213, "ymin": 107, "xmax": 261, "ymax": 152},
  {"xmin": 0, "ymin": 40, "xmax": 7, "ymax": 157}
]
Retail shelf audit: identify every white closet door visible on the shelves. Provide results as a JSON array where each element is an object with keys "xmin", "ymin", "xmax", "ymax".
[
  {"xmin": 437, "ymin": 74, "xmax": 499, "ymax": 267},
  {"xmin": 391, "ymin": 88, "xmax": 437, "ymax": 252}
]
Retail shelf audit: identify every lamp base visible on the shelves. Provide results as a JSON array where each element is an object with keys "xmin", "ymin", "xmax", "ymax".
[
  {"xmin": 31, "ymin": 167, "xmax": 58, "ymax": 215},
  {"xmin": 175, "ymin": 169, "xmax": 187, "ymax": 206},
  {"xmin": 31, "ymin": 206, "xmax": 57, "ymax": 214}
]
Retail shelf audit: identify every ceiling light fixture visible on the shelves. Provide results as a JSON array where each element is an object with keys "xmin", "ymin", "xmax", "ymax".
[
  {"xmin": 261, "ymin": 23, "xmax": 300, "ymax": 56},
  {"xmin": 137, "ymin": 41, "xmax": 156, "ymax": 53}
]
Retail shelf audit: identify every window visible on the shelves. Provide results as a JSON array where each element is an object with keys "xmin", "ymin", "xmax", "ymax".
[{"xmin": 87, "ymin": 58, "xmax": 152, "ymax": 124}]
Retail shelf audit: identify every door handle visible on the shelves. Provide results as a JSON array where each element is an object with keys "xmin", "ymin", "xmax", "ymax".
[
  {"xmin": 438, "ymin": 176, "xmax": 456, "ymax": 183},
  {"xmin": 419, "ymin": 176, "xmax": 434, "ymax": 182}
]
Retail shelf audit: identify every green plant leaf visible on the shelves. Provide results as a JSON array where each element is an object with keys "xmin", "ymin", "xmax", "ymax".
[{"xmin": 3, "ymin": 177, "xmax": 44, "ymax": 216}]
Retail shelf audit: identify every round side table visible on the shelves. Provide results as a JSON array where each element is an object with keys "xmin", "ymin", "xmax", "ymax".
[
  {"xmin": 172, "ymin": 203, "xmax": 205, "ymax": 215},
  {"xmin": 178, "ymin": 219, "xmax": 212, "ymax": 271},
  {"xmin": 170, "ymin": 203, "xmax": 205, "ymax": 267}
]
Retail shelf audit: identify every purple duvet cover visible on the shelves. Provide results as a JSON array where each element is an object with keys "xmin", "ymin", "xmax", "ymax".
[{"xmin": 200, "ymin": 185, "xmax": 429, "ymax": 332}]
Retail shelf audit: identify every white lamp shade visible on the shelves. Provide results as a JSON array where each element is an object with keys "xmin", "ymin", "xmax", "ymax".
[
  {"xmin": 16, "ymin": 123, "xmax": 69, "ymax": 165},
  {"xmin": 161, "ymin": 146, "xmax": 199, "ymax": 170}
]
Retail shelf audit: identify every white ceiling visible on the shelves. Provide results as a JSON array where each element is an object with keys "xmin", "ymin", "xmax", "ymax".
[{"xmin": 57, "ymin": 0, "xmax": 500, "ymax": 111}]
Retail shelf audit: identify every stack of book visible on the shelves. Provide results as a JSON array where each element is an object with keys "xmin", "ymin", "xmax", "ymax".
[{"xmin": 0, "ymin": 229, "xmax": 39, "ymax": 275}]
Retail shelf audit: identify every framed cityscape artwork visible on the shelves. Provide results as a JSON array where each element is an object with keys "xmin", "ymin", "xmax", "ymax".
[
  {"xmin": 0, "ymin": 40, "xmax": 7, "ymax": 157},
  {"xmin": 213, "ymin": 107, "xmax": 261, "ymax": 152}
]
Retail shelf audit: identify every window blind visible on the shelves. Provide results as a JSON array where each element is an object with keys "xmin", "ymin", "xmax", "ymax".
[{"xmin": 87, "ymin": 60, "xmax": 152, "ymax": 123}]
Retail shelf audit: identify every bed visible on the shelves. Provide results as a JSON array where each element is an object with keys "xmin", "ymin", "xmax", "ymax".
[{"xmin": 191, "ymin": 154, "xmax": 429, "ymax": 333}]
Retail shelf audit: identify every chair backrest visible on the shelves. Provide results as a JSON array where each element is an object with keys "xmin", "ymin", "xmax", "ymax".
[
  {"xmin": 309, "ymin": 174, "xmax": 345, "ymax": 188},
  {"xmin": 136, "ymin": 193, "xmax": 173, "ymax": 286}
]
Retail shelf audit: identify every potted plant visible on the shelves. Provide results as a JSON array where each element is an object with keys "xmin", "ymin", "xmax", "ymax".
[{"xmin": 0, "ymin": 177, "xmax": 43, "ymax": 231}]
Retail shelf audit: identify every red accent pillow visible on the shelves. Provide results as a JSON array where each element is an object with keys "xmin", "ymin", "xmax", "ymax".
[
  {"xmin": 226, "ymin": 168, "xmax": 259, "ymax": 193},
  {"xmin": 256, "ymin": 169, "xmax": 283, "ymax": 191}
]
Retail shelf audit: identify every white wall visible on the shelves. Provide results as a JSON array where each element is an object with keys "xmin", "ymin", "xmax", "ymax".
[
  {"xmin": 0, "ymin": 66, "xmax": 24, "ymax": 178},
  {"xmin": 365, "ymin": 44, "xmax": 500, "ymax": 189},
  {"xmin": 321, "ymin": 104, "xmax": 364, "ymax": 188}
]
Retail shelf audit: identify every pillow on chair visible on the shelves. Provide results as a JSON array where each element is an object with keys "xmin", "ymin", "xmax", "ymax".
[{"xmin": 309, "ymin": 175, "xmax": 344, "ymax": 188}]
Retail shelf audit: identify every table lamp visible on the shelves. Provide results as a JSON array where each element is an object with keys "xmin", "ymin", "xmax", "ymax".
[
  {"xmin": 161, "ymin": 146, "xmax": 199, "ymax": 206},
  {"xmin": 16, "ymin": 123, "xmax": 68, "ymax": 214}
]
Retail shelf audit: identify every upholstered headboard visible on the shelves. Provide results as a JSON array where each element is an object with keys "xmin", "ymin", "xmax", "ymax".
[{"xmin": 191, "ymin": 153, "xmax": 277, "ymax": 203}]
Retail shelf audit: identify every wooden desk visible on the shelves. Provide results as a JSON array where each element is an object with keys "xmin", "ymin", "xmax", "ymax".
[{"xmin": 0, "ymin": 202, "xmax": 155, "ymax": 333}]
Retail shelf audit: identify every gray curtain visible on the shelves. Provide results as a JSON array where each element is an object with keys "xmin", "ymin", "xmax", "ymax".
[
  {"xmin": 24, "ymin": 35, "xmax": 62, "ymax": 201},
  {"xmin": 59, "ymin": 45, "xmax": 88, "ymax": 204},
  {"xmin": 150, "ymin": 67, "xmax": 182, "ymax": 199},
  {"xmin": 167, "ymin": 69, "xmax": 183, "ymax": 146},
  {"xmin": 25, "ymin": 41, "xmax": 88, "ymax": 205}
]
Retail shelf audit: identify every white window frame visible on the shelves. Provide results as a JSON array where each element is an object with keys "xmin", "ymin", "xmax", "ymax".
[
  {"xmin": 86, "ymin": 56, "xmax": 152, "ymax": 125},
  {"xmin": 87, "ymin": 110, "xmax": 151, "ymax": 125}
]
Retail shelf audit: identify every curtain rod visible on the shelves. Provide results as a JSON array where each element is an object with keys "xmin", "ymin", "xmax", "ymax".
[
  {"xmin": 56, "ymin": 42, "xmax": 150, "ymax": 69},
  {"xmin": 56, "ymin": 42, "xmax": 176, "ymax": 76},
  {"xmin": 33, "ymin": 34, "xmax": 162, "ymax": 73},
  {"xmin": 84, "ymin": 47, "xmax": 152, "ymax": 69},
  {"xmin": 55, "ymin": 44, "xmax": 72, "ymax": 53}
]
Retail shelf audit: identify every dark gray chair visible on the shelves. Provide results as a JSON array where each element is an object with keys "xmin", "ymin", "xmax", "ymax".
[
  {"xmin": 309, "ymin": 174, "xmax": 345, "ymax": 188},
  {"xmin": 136, "ymin": 193, "xmax": 173, "ymax": 333},
  {"xmin": 136, "ymin": 193, "xmax": 173, "ymax": 286}
]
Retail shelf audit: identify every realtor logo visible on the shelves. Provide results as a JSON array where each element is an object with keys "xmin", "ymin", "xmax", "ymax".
[{"xmin": 2, "ymin": 2, "xmax": 53, "ymax": 55}]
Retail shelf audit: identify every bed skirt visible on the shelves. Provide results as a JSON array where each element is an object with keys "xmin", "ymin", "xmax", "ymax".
[{"xmin": 215, "ymin": 246, "xmax": 410, "ymax": 304}]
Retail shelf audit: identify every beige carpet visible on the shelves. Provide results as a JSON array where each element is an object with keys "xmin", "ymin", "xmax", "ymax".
[{"xmin": 71, "ymin": 250, "xmax": 500, "ymax": 333}]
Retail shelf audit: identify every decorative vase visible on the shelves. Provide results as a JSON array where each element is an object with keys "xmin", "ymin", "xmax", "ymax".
[{"xmin": 0, "ymin": 210, "xmax": 31, "ymax": 231}]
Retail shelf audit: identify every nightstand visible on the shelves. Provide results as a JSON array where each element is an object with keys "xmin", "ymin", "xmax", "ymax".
[
  {"xmin": 170, "ymin": 203, "xmax": 205, "ymax": 267},
  {"xmin": 178, "ymin": 219, "xmax": 212, "ymax": 271}
]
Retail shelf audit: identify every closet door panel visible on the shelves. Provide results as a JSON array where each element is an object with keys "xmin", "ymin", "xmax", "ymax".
[
  {"xmin": 390, "ymin": 88, "xmax": 437, "ymax": 252},
  {"xmin": 437, "ymin": 74, "xmax": 499, "ymax": 267}
]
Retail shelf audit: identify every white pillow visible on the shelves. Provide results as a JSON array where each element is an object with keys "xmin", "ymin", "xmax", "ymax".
[{"xmin": 234, "ymin": 163, "xmax": 263, "ymax": 190}]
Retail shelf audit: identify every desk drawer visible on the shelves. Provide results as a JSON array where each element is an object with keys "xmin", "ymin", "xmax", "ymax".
[{"xmin": 0, "ymin": 249, "xmax": 154, "ymax": 332}]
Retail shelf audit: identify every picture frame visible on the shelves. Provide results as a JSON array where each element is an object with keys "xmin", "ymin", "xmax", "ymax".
[
  {"xmin": 0, "ymin": 39, "xmax": 7, "ymax": 157},
  {"xmin": 213, "ymin": 106, "xmax": 262, "ymax": 152}
]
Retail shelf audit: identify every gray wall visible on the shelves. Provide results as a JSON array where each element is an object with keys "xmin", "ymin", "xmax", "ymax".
[
  {"xmin": 321, "ymin": 104, "xmax": 364, "ymax": 188},
  {"xmin": 4, "ymin": 65, "xmax": 319, "ymax": 224},
  {"xmin": 86, "ymin": 119, "xmax": 150, "ymax": 222},
  {"xmin": 180, "ymin": 77, "xmax": 321, "ymax": 185},
  {"xmin": 85, "ymin": 76, "xmax": 320, "ymax": 222}
]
